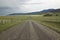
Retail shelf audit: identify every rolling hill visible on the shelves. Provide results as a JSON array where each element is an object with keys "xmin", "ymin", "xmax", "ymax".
[{"xmin": 9, "ymin": 8, "xmax": 60, "ymax": 15}]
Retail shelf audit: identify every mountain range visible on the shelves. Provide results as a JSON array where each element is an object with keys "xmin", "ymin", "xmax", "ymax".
[
  {"xmin": 9, "ymin": 8, "xmax": 60, "ymax": 15},
  {"xmin": 0, "ymin": 7, "xmax": 60, "ymax": 16}
]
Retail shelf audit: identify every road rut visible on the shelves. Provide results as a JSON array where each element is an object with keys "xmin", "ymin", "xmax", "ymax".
[{"xmin": 0, "ymin": 20, "xmax": 60, "ymax": 40}]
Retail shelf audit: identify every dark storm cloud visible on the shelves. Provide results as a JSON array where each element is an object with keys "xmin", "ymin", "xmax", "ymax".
[{"xmin": 0, "ymin": 0, "xmax": 24, "ymax": 15}]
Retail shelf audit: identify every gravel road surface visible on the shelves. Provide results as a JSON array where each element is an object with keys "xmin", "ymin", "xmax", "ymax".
[{"xmin": 0, "ymin": 20, "xmax": 60, "ymax": 40}]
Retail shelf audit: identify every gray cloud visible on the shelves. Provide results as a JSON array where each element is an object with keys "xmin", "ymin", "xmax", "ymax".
[
  {"xmin": 0, "ymin": 0, "xmax": 25, "ymax": 15},
  {"xmin": 20, "ymin": 0, "xmax": 30, "ymax": 2},
  {"xmin": 0, "ymin": 0, "xmax": 11, "ymax": 7}
]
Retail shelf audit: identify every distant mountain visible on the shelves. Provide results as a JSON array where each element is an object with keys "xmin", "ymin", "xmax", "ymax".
[
  {"xmin": 9, "ymin": 8, "xmax": 60, "ymax": 15},
  {"xmin": 40, "ymin": 9, "xmax": 55, "ymax": 13},
  {"xmin": 9, "ymin": 11, "xmax": 47, "ymax": 15},
  {"xmin": 0, "ymin": 7, "xmax": 60, "ymax": 16},
  {"xmin": 41, "ymin": 9, "xmax": 60, "ymax": 13},
  {"xmin": 53, "ymin": 9, "xmax": 60, "ymax": 12},
  {"xmin": 9, "ymin": 11, "xmax": 41, "ymax": 15}
]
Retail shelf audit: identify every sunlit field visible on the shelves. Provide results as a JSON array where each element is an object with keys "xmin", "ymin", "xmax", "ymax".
[
  {"xmin": 0, "ymin": 16, "xmax": 28, "ymax": 32},
  {"xmin": 31, "ymin": 15, "xmax": 60, "ymax": 33}
]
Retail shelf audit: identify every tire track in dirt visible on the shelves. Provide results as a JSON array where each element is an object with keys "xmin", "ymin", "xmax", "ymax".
[{"xmin": 0, "ymin": 20, "xmax": 60, "ymax": 40}]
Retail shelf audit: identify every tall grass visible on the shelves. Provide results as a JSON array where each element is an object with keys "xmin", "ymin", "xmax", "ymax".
[
  {"xmin": 0, "ymin": 16, "xmax": 28, "ymax": 32},
  {"xmin": 31, "ymin": 16, "xmax": 60, "ymax": 33}
]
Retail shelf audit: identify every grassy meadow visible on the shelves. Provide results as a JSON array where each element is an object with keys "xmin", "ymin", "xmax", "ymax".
[
  {"xmin": 31, "ymin": 15, "xmax": 60, "ymax": 33},
  {"xmin": 0, "ymin": 14, "xmax": 60, "ymax": 33},
  {"xmin": 0, "ymin": 16, "xmax": 28, "ymax": 32}
]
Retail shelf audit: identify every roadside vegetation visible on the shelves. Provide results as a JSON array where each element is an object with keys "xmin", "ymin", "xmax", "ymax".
[
  {"xmin": 31, "ymin": 14, "xmax": 60, "ymax": 33},
  {"xmin": 0, "ymin": 13, "xmax": 60, "ymax": 33},
  {"xmin": 0, "ymin": 16, "xmax": 28, "ymax": 32}
]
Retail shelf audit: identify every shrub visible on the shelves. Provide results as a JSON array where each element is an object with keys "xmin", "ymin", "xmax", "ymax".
[{"xmin": 43, "ymin": 14, "xmax": 53, "ymax": 16}]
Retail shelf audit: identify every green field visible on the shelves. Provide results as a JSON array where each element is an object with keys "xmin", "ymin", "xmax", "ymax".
[
  {"xmin": 31, "ymin": 16, "xmax": 60, "ymax": 33},
  {"xmin": 0, "ymin": 15, "xmax": 60, "ymax": 33},
  {"xmin": 0, "ymin": 16, "xmax": 28, "ymax": 32}
]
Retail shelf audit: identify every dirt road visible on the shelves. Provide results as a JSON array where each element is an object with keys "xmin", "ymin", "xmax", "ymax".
[{"xmin": 0, "ymin": 20, "xmax": 60, "ymax": 40}]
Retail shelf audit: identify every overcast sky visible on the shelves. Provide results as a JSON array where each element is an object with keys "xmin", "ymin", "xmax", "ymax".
[{"xmin": 0, "ymin": 0, "xmax": 60, "ymax": 13}]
